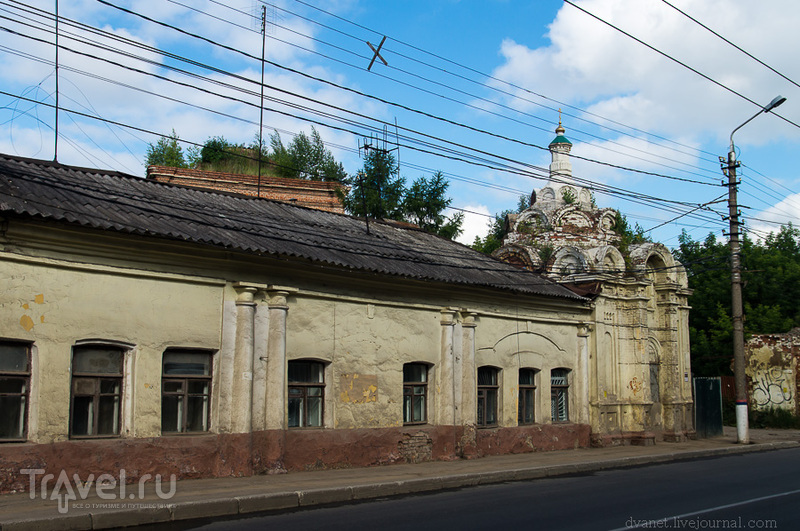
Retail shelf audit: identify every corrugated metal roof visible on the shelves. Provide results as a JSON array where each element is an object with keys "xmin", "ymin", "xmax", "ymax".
[{"xmin": 0, "ymin": 154, "xmax": 584, "ymax": 301}]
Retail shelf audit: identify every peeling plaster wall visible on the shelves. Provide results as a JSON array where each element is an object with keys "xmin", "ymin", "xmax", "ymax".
[
  {"xmin": 0, "ymin": 221, "xmax": 594, "ymax": 492},
  {"xmin": 287, "ymin": 298, "xmax": 442, "ymax": 430},
  {"xmin": 746, "ymin": 332, "xmax": 799, "ymax": 414},
  {"xmin": 1, "ymin": 254, "xmax": 224, "ymax": 444}
]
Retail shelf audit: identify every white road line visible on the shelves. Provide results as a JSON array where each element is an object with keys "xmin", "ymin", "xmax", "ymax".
[{"xmin": 608, "ymin": 487, "xmax": 800, "ymax": 530}]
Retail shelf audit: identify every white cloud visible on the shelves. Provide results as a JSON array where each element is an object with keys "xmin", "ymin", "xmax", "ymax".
[
  {"xmin": 455, "ymin": 204, "xmax": 492, "ymax": 245},
  {"xmin": 748, "ymin": 193, "xmax": 800, "ymax": 240},
  {"xmin": 488, "ymin": 0, "xmax": 800, "ymax": 147}
]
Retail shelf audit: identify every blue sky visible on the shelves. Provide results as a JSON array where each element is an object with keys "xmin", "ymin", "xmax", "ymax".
[{"xmin": 2, "ymin": 0, "xmax": 800, "ymax": 248}]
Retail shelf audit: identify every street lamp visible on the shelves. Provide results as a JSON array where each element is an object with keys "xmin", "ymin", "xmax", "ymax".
[{"xmin": 724, "ymin": 94, "xmax": 786, "ymax": 445}]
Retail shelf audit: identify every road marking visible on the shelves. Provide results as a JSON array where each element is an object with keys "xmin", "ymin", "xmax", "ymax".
[{"xmin": 608, "ymin": 487, "xmax": 800, "ymax": 530}]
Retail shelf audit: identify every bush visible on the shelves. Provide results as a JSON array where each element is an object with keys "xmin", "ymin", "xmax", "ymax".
[
  {"xmin": 722, "ymin": 400, "xmax": 800, "ymax": 429},
  {"xmin": 750, "ymin": 407, "xmax": 800, "ymax": 429}
]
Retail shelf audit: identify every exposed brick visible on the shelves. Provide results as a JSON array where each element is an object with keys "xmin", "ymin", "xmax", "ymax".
[{"xmin": 146, "ymin": 166, "xmax": 346, "ymax": 214}]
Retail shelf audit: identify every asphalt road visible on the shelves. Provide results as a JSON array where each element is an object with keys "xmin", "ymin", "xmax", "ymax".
[{"xmin": 186, "ymin": 448, "xmax": 800, "ymax": 531}]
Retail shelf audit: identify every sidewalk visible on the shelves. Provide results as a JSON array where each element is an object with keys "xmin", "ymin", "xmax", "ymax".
[{"xmin": 2, "ymin": 427, "xmax": 798, "ymax": 531}]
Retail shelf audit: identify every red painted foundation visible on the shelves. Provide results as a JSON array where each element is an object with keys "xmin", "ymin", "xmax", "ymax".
[{"xmin": 0, "ymin": 423, "xmax": 591, "ymax": 494}]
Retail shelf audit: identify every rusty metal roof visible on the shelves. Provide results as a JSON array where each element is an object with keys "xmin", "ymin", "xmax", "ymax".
[{"xmin": 0, "ymin": 154, "xmax": 584, "ymax": 301}]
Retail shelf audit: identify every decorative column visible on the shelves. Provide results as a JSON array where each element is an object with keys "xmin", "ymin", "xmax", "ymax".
[
  {"xmin": 252, "ymin": 294, "xmax": 270, "ymax": 432},
  {"xmin": 264, "ymin": 287, "xmax": 296, "ymax": 430},
  {"xmin": 577, "ymin": 323, "xmax": 592, "ymax": 425},
  {"xmin": 438, "ymin": 308, "xmax": 459, "ymax": 427},
  {"xmin": 231, "ymin": 283, "xmax": 258, "ymax": 434},
  {"xmin": 460, "ymin": 311, "xmax": 478, "ymax": 426}
]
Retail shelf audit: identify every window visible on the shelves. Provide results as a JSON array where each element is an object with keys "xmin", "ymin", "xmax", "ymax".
[
  {"xmin": 477, "ymin": 366, "xmax": 499, "ymax": 428},
  {"xmin": 518, "ymin": 368, "xmax": 537, "ymax": 425},
  {"xmin": 70, "ymin": 346, "xmax": 124, "ymax": 437},
  {"xmin": 288, "ymin": 361, "xmax": 324, "ymax": 428},
  {"xmin": 551, "ymin": 368, "xmax": 570, "ymax": 422},
  {"xmin": 403, "ymin": 363, "xmax": 428, "ymax": 424},
  {"xmin": 162, "ymin": 350, "xmax": 212, "ymax": 434},
  {"xmin": 0, "ymin": 341, "xmax": 31, "ymax": 441}
]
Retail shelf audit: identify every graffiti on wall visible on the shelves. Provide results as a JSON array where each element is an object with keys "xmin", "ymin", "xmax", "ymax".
[{"xmin": 752, "ymin": 367, "xmax": 793, "ymax": 408}]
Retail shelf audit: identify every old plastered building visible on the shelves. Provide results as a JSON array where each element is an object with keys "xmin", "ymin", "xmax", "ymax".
[
  {"xmin": 0, "ymin": 154, "xmax": 598, "ymax": 493},
  {"xmin": 493, "ymin": 122, "xmax": 694, "ymax": 445}
]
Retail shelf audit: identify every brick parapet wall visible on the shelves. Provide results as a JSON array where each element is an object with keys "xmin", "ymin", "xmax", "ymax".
[{"xmin": 147, "ymin": 166, "xmax": 346, "ymax": 214}]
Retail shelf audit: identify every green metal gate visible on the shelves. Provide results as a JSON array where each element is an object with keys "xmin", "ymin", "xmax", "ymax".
[{"xmin": 693, "ymin": 377, "xmax": 723, "ymax": 438}]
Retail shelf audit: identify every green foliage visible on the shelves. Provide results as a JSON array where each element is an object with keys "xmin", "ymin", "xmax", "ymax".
[
  {"xmin": 343, "ymin": 148, "xmax": 405, "ymax": 221},
  {"xmin": 403, "ymin": 171, "xmax": 463, "ymax": 239},
  {"xmin": 471, "ymin": 194, "xmax": 530, "ymax": 254},
  {"xmin": 725, "ymin": 400, "xmax": 800, "ymax": 428},
  {"xmin": 144, "ymin": 127, "xmax": 347, "ymax": 181},
  {"xmin": 270, "ymin": 127, "xmax": 346, "ymax": 182},
  {"xmin": 342, "ymin": 150, "xmax": 461, "ymax": 239},
  {"xmin": 561, "ymin": 187, "xmax": 576, "ymax": 205},
  {"xmin": 145, "ymin": 129, "xmax": 188, "ymax": 168},
  {"xmin": 675, "ymin": 225, "xmax": 800, "ymax": 376},
  {"xmin": 611, "ymin": 212, "xmax": 650, "ymax": 271},
  {"xmin": 200, "ymin": 136, "xmax": 237, "ymax": 165},
  {"xmin": 517, "ymin": 194, "xmax": 531, "ymax": 212},
  {"xmin": 536, "ymin": 243, "xmax": 555, "ymax": 265},
  {"xmin": 749, "ymin": 407, "xmax": 800, "ymax": 429}
]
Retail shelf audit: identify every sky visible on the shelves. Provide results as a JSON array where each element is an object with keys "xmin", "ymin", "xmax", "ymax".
[{"xmin": 2, "ymin": 0, "xmax": 800, "ymax": 248}]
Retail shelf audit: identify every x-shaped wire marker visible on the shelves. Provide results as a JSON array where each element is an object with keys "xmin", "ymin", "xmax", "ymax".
[{"xmin": 366, "ymin": 36, "xmax": 388, "ymax": 71}]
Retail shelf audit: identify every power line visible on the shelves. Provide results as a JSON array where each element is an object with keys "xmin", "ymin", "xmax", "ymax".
[
  {"xmin": 240, "ymin": 1, "xmax": 721, "ymax": 179},
  {"xmin": 0, "ymin": 3, "xmax": 725, "ymax": 227},
  {"xmin": 563, "ymin": 0, "xmax": 800, "ymax": 130},
  {"xmin": 289, "ymin": 0, "xmax": 720, "ymax": 163},
  {"xmin": 659, "ymin": 0, "xmax": 800, "ymax": 91}
]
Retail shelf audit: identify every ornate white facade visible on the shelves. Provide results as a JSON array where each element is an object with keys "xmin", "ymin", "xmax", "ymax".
[{"xmin": 494, "ymin": 123, "xmax": 695, "ymax": 445}]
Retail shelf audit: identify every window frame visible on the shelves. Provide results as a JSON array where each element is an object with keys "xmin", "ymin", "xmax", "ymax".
[
  {"xmin": 0, "ymin": 340, "xmax": 32, "ymax": 442},
  {"xmin": 518, "ymin": 368, "xmax": 537, "ymax": 425},
  {"xmin": 161, "ymin": 349, "xmax": 214, "ymax": 435},
  {"xmin": 287, "ymin": 360, "xmax": 326, "ymax": 429},
  {"xmin": 69, "ymin": 345, "xmax": 125, "ymax": 439},
  {"xmin": 403, "ymin": 363, "xmax": 428, "ymax": 425},
  {"xmin": 477, "ymin": 366, "xmax": 499, "ymax": 428},
  {"xmin": 550, "ymin": 368, "xmax": 570, "ymax": 423}
]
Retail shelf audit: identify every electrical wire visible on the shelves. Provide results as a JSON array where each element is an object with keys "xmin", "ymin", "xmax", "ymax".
[{"xmin": 563, "ymin": 0, "xmax": 800, "ymax": 130}]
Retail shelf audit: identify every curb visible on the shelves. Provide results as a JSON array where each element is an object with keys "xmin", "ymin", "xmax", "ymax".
[{"xmin": 2, "ymin": 441, "xmax": 797, "ymax": 531}]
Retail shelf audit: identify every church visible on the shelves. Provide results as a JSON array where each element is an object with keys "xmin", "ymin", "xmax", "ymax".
[{"xmin": 493, "ymin": 121, "xmax": 695, "ymax": 445}]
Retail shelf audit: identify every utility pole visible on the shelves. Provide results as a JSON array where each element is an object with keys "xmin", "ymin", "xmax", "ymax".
[
  {"xmin": 722, "ymin": 94, "xmax": 787, "ymax": 445},
  {"xmin": 722, "ymin": 149, "xmax": 747, "ymax": 443}
]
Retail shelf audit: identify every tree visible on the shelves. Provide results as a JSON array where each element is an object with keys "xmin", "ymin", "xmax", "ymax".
[
  {"xmin": 145, "ymin": 129, "xmax": 188, "ymax": 168},
  {"xmin": 675, "ymin": 225, "xmax": 800, "ymax": 376},
  {"xmin": 403, "ymin": 171, "xmax": 463, "ymax": 239},
  {"xmin": 270, "ymin": 127, "xmax": 346, "ymax": 182},
  {"xmin": 200, "ymin": 136, "xmax": 237, "ymax": 165},
  {"xmin": 343, "ymin": 147, "xmax": 405, "ymax": 221},
  {"xmin": 471, "ymin": 194, "xmax": 530, "ymax": 255}
]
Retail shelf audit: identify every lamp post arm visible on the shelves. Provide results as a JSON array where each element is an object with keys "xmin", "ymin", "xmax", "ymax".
[{"xmin": 729, "ymin": 110, "xmax": 762, "ymax": 155}]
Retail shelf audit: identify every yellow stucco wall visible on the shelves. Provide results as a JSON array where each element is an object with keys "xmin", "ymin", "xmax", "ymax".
[
  {"xmin": 1, "ymin": 254, "xmax": 224, "ymax": 442},
  {"xmin": 287, "ymin": 296, "xmax": 442, "ymax": 429}
]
